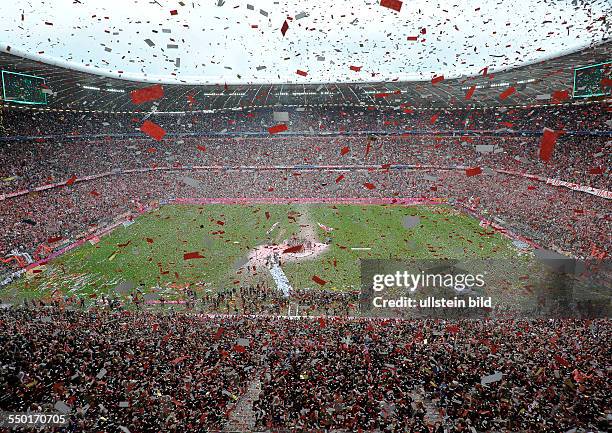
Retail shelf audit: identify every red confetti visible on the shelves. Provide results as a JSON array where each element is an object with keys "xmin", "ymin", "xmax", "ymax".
[
  {"xmin": 340, "ymin": 146, "xmax": 350, "ymax": 155},
  {"xmin": 464, "ymin": 85, "xmax": 476, "ymax": 100},
  {"xmin": 197, "ymin": 145, "xmax": 206, "ymax": 152},
  {"xmin": 554, "ymin": 354, "xmax": 570, "ymax": 368},
  {"xmin": 296, "ymin": 69, "xmax": 308, "ymax": 77},
  {"xmin": 146, "ymin": 238, "xmax": 154, "ymax": 244},
  {"xmin": 170, "ymin": 355, "xmax": 189, "ymax": 365},
  {"xmin": 363, "ymin": 182, "xmax": 376, "ymax": 190},
  {"xmin": 349, "ymin": 65, "xmax": 362, "ymax": 72},
  {"xmin": 280, "ymin": 20, "xmax": 289, "ymax": 36},
  {"xmin": 539, "ymin": 128, "xmax": 556, "ymax": 162},
  {"xmin": 380, "ymin": 0, "xmax": 403, "ymax": 12},
  {"xmin": 268, "ymin": 124, "xmax": 288, "ymax": 134},
  {"xmin": 283, "ymin": 245, "xmax": 303, "ymax": 254},
  {"xmin": 465, "ymin": 167, "xmax": 482, "ymax": 177},
  {"xmin": 499, "ymin": 86, "xmax": 516, "ymax": 100},
  {"xmin": 335, "ymin": 174, "xmax": 345, "ymax": 183},
  {"xmin": 140, "ymin": 120, "xmax": 166, "ymax": 141},
  {"xmin": 170, "ymin": 10, "xmax": 178, "ymax": 15},
  {"xmin": 183, "ymin": 251, "xmax": 204, "ymax": 260},
  {"xmin": 446, "ymin": 324, "xmax": 459, "ymax": 334},
  {"xmin": 431, "ymin": 75, "xmax": 444, "ymax": 85},
  {"xmin": 407, "ymin": 36, "xmax": 418, "ymax": 41},
  {"xmin": 65, "ymin": 175, "xmax": 77, "ymax": 186},
  {"xmin": 130, "ymin": 84, "xmax": 164, "ymax": 104},
  {"xmin": 312, "ymin": 275, "xmax": 327, "ymax": 286},
  {"xmin": 213, "ymin": 327, "xmax": 225, "ymax": 340},
  {"xmin": 551, "ymin": 89, "xmax": 570, "ymax": 103}
]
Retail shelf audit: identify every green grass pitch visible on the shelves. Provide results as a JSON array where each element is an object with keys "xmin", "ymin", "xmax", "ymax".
[{"xmin": 2, "ymin": 204, "xmax": 520, "ymax": 302}]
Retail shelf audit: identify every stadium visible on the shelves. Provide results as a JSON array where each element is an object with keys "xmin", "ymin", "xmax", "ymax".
[{"xmin": 0, "ymin": 1, "xmax": 610, "ymax": 432}]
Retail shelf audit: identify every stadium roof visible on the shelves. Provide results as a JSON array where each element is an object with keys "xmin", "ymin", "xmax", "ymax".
[
  {"xmin": 2, "ymin": 0, "xmax": 610, "ymax": 85},
  {"xmin": 0, "ymin": 42, "xmax": 610, "ymax": 113}
]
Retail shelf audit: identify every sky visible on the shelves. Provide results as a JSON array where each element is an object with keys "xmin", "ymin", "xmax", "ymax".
[{"xmin": 1, "ymin": 0, "xmax": 610, "ymax": 84}]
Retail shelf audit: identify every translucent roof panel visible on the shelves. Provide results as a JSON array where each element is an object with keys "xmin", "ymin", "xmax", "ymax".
[{"xmin": 1, "ymin": 0, "xmax": 610, "ymax": 84}]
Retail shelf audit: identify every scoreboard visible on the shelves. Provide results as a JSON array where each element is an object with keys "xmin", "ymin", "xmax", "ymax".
[
  {"xmin": 573, "ymin": 61, "xmax": 611, "ymax": 98},
  {"xmin": 1, "ymin": 70, "xmax": 48, "ymax": 105}
]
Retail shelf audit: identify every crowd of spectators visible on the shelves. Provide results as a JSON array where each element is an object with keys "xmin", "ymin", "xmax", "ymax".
[
  {"xmin": 2, "ymin": 102, "xmax": 610, "ymax": 137},
  {"xmin": 0, "ymin": 133, "xmax": 609, "ymax": 194},
  {"xmin": 1, "ymin": 306, "xmax": 609, "ymax": 432}
]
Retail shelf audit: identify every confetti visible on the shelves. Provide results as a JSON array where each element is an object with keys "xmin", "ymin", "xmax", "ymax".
[
  {"xmin": 183, "ymin": 251, "xmax": 204, "ymax": 260},
  {"xmin": 283, "ymin": 245, "xmax": 303, "ymax": 254},
  {"xmin": 431, "ymin": 75, "xmax": 444, "ymax": 85},
  {"xmin": 499, "ymin": 86, "xmax": 516, "ymax": 100},
  {"xmin": 551, "ymin": 89, "xmax": 570, "ymax": 103},
  {"xmin": 311, "ymin": 275, "xmax": 327, "ymax": 286},
  {"xmin": 268, "ymin": 124, "xmax": 288, "ymax": 134},
  {"xmin": 539, "ymin": 128, "xmax": 556, "ymax": 162},
  {"xmin": 65, "ymin": 175, "xmax": 77, "ymax": 186},
  {"xmin": 140, "ymin": 120, "xmax": 166, "ymax": 141},
  {"xmin": 280, "ymin": 20, "xmax": 289, "ymax": 36},
  {"xmin": 380, "ymin": 0, "xmax": 403, "ymax": 12},
  {"xmin": 554, "ymin": 354, "xmax": 570, "ymax": 368},
  {"xmin": 465, "ymin": 85, "xmax": 476, "ymax": 100}
]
